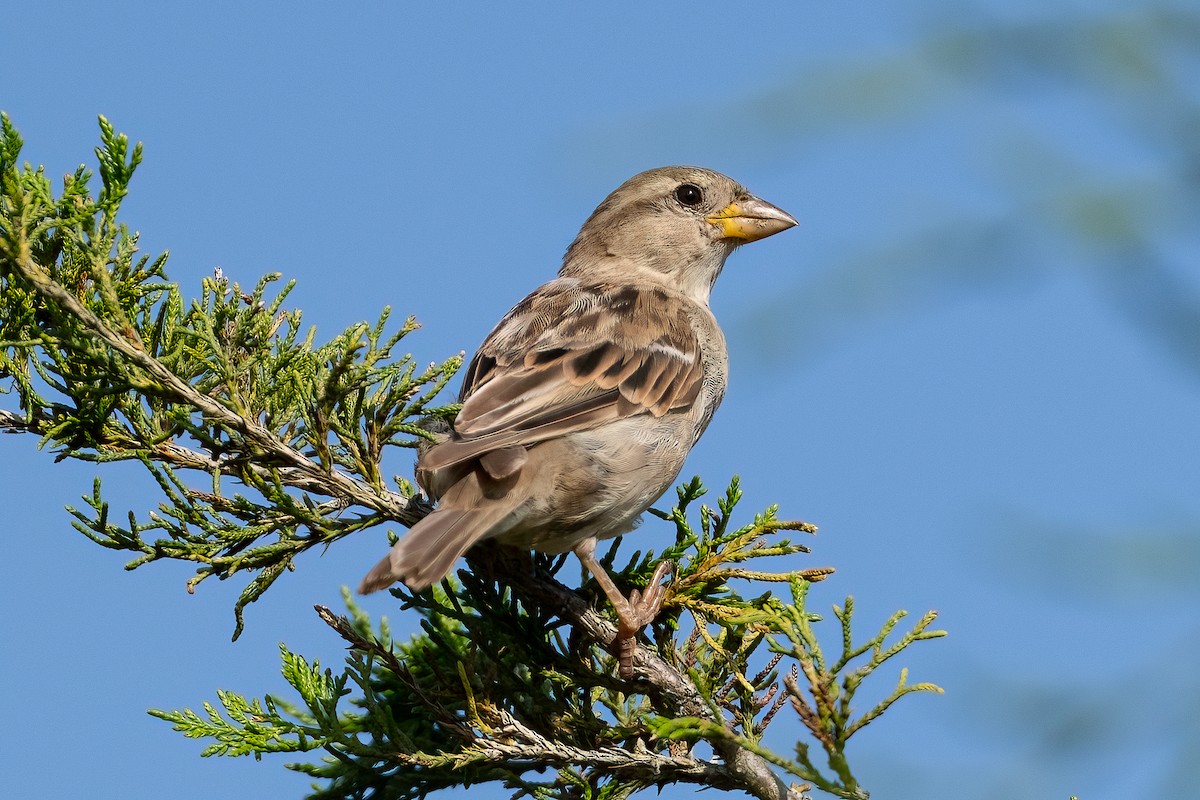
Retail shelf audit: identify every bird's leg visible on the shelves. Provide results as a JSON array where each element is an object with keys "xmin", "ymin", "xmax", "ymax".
[{"xmin": 574, "ymin": 539, "xmax": 673, "ymax": 678}]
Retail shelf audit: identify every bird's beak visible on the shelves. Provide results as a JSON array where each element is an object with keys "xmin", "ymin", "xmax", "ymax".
[{"xmin": 706, "ymin": 197, "xmax": 798, "ymax": 242}]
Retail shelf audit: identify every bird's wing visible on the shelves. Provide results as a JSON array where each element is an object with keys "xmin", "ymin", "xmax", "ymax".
[{"xmin": 420, "ymin": 279, "xmax": 703, "ymax": 471}]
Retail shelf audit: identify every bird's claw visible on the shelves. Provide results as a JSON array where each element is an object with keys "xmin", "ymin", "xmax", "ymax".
[
  {"xmin": 618, "ymin": 560, "xmax": 674, "ymax": 635},
  {"xmin": 614, "ymin": 560, "xmax": 674, "ymax": 677}
]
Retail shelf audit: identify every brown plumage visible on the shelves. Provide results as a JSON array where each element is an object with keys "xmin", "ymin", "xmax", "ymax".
[{"xmin": 358, "ymin": 166, "xmax": 797, "ymax": 675}]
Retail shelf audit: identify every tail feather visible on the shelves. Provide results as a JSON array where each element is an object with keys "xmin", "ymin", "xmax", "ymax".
[
  {"xmin": 359, "ymin": 450, "xmax": 536, "ymax": 595},
  {"xmin": 357, "ymin": 492, "xmax": 516, "ymax": 594}
]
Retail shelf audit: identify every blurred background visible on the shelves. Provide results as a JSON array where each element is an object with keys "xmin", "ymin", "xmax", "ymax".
[{"xmin": 2, "ymin": 2, "xmax": 1197, "ymax": 798}]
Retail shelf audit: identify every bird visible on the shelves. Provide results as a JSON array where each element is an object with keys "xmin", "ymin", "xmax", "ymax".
[{"xmin": 358, "ymin": 166, "xmax": 797, "ymax": 675}]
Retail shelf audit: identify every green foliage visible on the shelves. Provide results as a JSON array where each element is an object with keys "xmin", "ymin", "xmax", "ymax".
[
  {"xmin": 154, "ymin": 480, "xmax": 944, "ymax": 800},
  {"xmin": 151, "ymin": 644, "xmax": 350, "ymax": 759},
  {"xmin": 2, "ymin": 116, "xmax": 946, "ymax": 799},
  {"xmin": 0, "ymin": 113, "xmax": 459, "ymax": 635}
]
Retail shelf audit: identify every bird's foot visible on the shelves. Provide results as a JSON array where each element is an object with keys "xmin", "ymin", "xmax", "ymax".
[
  {"xmin": 613, "ymin": 560, "xmax": 673, "ymax": 678},
  {"xmin": 574, "ymin": 540, "xmax": 674, "ymax": 679}
]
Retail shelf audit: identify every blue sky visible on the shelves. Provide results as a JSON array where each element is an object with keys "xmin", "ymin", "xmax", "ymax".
[{"xmin": 3, "ymin": 3, "xmax": 1198, "ymax": 799}]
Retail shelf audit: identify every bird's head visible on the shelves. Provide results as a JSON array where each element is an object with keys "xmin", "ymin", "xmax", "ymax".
[{"xmin": 561, "ymin": 166, "xmax": 797, "ymax": 304}]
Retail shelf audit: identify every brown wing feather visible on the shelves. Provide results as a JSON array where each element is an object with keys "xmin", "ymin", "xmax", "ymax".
[{"xmin": 420, "ymin": 279, "xmax": 701, "ymax": 472}]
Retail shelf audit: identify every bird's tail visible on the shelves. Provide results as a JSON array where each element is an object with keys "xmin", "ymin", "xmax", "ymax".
[{"xmin": 357, "ymin": 472, "xmax": 518, "ymax": 594}]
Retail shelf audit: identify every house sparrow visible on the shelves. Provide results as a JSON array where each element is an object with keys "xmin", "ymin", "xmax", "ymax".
[{"xmin": 359, "ymin": 166, "xmax": 797, "ymax": 675}]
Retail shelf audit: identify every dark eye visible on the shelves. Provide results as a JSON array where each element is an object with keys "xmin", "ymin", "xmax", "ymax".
[{"xmin": 674, "ymin": 183, "xmax": 704, "ymax": 206}]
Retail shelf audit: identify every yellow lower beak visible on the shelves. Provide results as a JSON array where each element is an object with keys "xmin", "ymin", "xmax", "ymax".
[{"xmin": 707, "ymin": 197, "xmax": 798, "ymax": 242}]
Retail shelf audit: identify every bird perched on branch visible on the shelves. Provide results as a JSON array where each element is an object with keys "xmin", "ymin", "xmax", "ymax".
[{"xmin": 359, "ymin": 166, "xmax": 797, "ymax": 676}]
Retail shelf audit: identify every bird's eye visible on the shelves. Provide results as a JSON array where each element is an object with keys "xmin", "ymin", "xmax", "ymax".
[{"xmin": 674, "ymin": 183, "xmax": 704, "ymax": 206}]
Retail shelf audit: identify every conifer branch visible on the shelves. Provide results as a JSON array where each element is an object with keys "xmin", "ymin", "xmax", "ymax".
[
  {"xmin": 1, "ymin": 113, "xmax": 457, "ymax": 632},
  {"xmin": 2, "ymin": 115, "xmax": 946, "ymax": 799}
]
